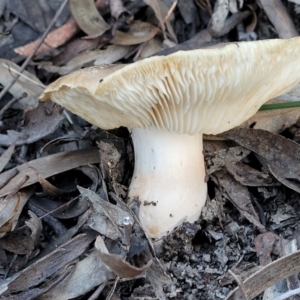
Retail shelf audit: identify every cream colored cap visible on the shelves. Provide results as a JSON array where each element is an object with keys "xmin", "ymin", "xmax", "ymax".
[{"xmin": 40, "ymin": 37, "xmax": 300, "ymax": 135}]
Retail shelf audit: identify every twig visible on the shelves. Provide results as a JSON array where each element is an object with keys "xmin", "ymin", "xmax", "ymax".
[
  {"xmin": 273, "ymin": 287, "xmax": 300, "ymax": 300},
  {"xmin": 88, "ymin": 282, "xmax": 107, "ymax": 300},
  {"xmin": 4, "ymin": 253, "xmax": 17, "ymax": 279},
  {"xmin": 228, "ymin": 270, "xmax": 249, "ymax": 300},
  {"xmin": 0, "ymin": 0, "xmax": 69, "ymax": 101},
  {"xmin": 106, "ymin": 277, "xmax": 120, "ymax": 300},
  {"xmin": 157, "ymin": 0, "xmax": 178, "ymax": 40},
  {"xmin": 0, "ymin": 92, "xmax": 27, "ymax": 119},
  {"xmin": 3, "ymin": 62, "xmax": 46, "ymax": 88}
]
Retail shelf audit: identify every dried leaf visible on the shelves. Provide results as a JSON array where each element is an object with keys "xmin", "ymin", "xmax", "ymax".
[
  {"xmin": 220, "ymin": 128, "xmax": 300, "ymax": 192},
  {"xmin": 95, "ymin": 236, "xmax": 152, "ymax": 278},
  {"xmin": 25, "ymin": 211, "xmax": 42, "ymax": 247},
  {"xmin": 111, "ymin": 21, "xmax": 158, "ymax": 45},
  {"xmin": 0, "ymin": 142, "xmax": 16, "ymax": 173},
  {"xmin": 0, "ymin": 211, "xmax": 42, "ymax": 255},
  {"xmin": 14, "ymin": 19, "xmax": 79, "ymax": 57},
  {"xmin": 79, "ymin": 165, "xmax": 102, "ymax": 192},
  {"xmin": 78, "ymin": 186, "xmax": 134, "ymax": 240},
  {"xmin": 29, "ymin": 195, "xmax": 88, "ymax": 220},
  {"xmin": 52, "ymin": 36, "xmax": 102, "ymax": 66},
  {"xmin": 226, "ymin": 162, "xmax": 276, "ymax": 187},
  {"xmin": 6, "ymin": 0, "xmax": 48, "ymax": 32},
  {"xmin": 241, "ymin": 107, "xmax": 300, "ymax": 133},
  {"xmin": 38, "ymin": 249, "xmax": 113, "ymax": 299},
  {"xmin": 205, "ymin": 146, "xmax": 251, "ymax": 175},
  {"xmin": 211, "ymin": 0, "xmax": 229, "ymax": 36},
  {"xmin": 5, "ymin": 267, "xmax": 74, "ymax": 300},
  {"xmin": 94, "ymin": 45, "xmax": 134, "ymax": 65},
  {"xmin": 213, "ymin": 170, "xmax": 266, "ymax": 232},
  {"xmin": 226, "ymin": 250, "xmax": 300, "ymax": 300},
  {"xmin": 254, "ymin": 232, "xmax": 277, "ymax": 266},
  {"xmin": 33, "ymin": 170, "xmax": 67, "ymax": 197},
  {"xmin": 178, "ymin": 0, "xmax": 198, "ymax": 24},
  {"xmin": 146, "ymin": 262, "xmax": 171, "ymax": 300},
  {"xmin": 0, "ymin": 188, "xmax": 34, "ymax": 234},
  {"xmin": 259, "ymin": 0, "xmax": 298, "ymax": 39},
  {"xmin": 0, "ymin": 59, "xmax": 44, "ymax": 108},
  {"xmin": 139, "ymin": 37, "xmax": 163, "ymax": 58},
  {"xmin": 40, "ymin": 45, "xmax": 133, "ymax": 75},
  {"xmin": 143, "ymin": 0, "xmax": 177, "ymax": 42},
  {"xmin": 70, "ymin": 0, "xmax": 110, "ymax": 36},
  {"xmin": 245, "ymin": 4, "xmax": 257, "ymax": 33},
  {"xmin": 0, "ymin": 101, "xmax": 65, "ymax": 146},
  {"xmin": 0, "ymin": 233, "xmax": 95, "ymax": 296},
  {"xmin": 0, "ymin": 148, "xmax": 101, "ymax": 198}
]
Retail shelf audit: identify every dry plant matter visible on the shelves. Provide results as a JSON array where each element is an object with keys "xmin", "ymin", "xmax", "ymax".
[{"xmin": 1, "ymin": 1, "xmax": 300, "ymax": 299}]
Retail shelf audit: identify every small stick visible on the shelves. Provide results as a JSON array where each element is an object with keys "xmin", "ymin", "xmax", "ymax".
[{"xmin": 228, "ymin": 270, "xmax": 250, "ymax": 300}]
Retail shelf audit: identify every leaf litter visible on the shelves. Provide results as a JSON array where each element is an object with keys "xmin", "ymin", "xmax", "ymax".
[{"xmin": 1, "ymin": 1, "xmax": 300, "ymax": 300}]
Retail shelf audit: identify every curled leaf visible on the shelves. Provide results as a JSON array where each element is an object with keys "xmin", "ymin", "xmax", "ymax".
[
  {"xmin": 111, "ymin": 21, "xmax": 158, "ymax": 45},
  {"xmin": 95, "ymin": 236, "xmax": 152, "ymax": 278},
  {"xmin": 70, "ymin": 0, "xmax": 110, "ymax": 36}
]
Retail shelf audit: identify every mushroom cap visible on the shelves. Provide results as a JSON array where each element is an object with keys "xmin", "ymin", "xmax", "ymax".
[{"xmin": 40, "ymin": 37, "xmax": 300, "ymax": 135}]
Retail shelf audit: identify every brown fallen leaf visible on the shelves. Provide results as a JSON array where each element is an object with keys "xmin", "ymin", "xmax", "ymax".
[
  {"xmin": 0, "ymin": 59, "xmax": 44, "ymax": 108},
  {"xmin": 220, "ymin": 128, "xmax": 300, "ymax": 192},
  {"xmin": 70, "ymin": 0, "xmax": 110, "ymax": 36},
  {"xmin": 40, "ymin": 45, "xmax": 133, "ymax": 75},
  {"xmin": 240, "ymin": 107, "xmax": 300, "ymax": 133},
  {"xmin": 0, "ymin": 210, "xmax": 42, "ymax": 255},
  {"xmin": 38, "ymin": 249, "xmax": 114, "ymax": 299},
  {"xmin": 226, "ymin": 162, "xmax": 276, "ymax": 187},
  {"xmin": 139, "ymin": 37, "xmax": 163, "ymax": 58},
  {"xmin": 204, "ymin": 146, "xmax": 251, "ymax": 175},
  {"xmin": 0, "ymin": 101, "xmax": 65, "ymax": 146},
  {"xmin": 4, "ymin": 266, "xmax": 74, "ymax": 300},
  {"xmin": 0, "ymin": 148, "xmax": 101, "ymax": 198},
  {"xmin": 0, "ymin": 233, "xmax": 95, "ymax": 297},
  {"xmin": 226, "ymin": 249, "xmax": 300, "ymax": 300},
  {"xmin": 78, "ymin": 186, "xmax": 134, "ymax": 240},
  {"xmin": 213, "ymin": 170, "xmax": 266, "ymax": 233},
  {"xmin": 111, "ymin": 21, "xmax": 158, "ymax": 45},
  {"xmin": 14, "ymin": 19, "xmax": 79, "ymax": 57},
  {"xmin": 0, "ymin": 142, "xmax": 16, "ymax": 173},
  {"xmin": 0, "ymin": 188, "xmax": 34, "ymax": 235},
  {"xmin": 25, "ymin": 211, "xmax": 42, "ymax": 247},
  {"xmin": 51, "ymin": 36, "xmax": 103, "ymax": 66},
  {"xmin": 254, "ymin": 232, "xmax": 277, "ymax": 266},
  {"xmin": 245, "ymin": 4, "xmax": 258, "ymax": 33},
  {"xmin": 30, "ymin": 167, "xmax": 66, "ymax": 197},
  {"xmin": 95, "ymin": 235, "xmax": 152, "ymax": 278}
]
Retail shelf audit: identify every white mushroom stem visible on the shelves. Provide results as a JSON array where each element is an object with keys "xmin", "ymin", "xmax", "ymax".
[{"xmin": 128, "ymin": 128, "xmax": 207, "ymax": 238}]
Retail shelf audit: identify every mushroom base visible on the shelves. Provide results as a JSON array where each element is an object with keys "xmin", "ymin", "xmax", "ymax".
[{"xmin": 128, "ymin": 128, "xmax": 207, "ymax": 239}]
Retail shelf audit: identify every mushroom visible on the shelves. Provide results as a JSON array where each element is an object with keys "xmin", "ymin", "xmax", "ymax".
[{"xmin": 40, "ymin": 37, "xmax": 300, "ymax": 239}]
